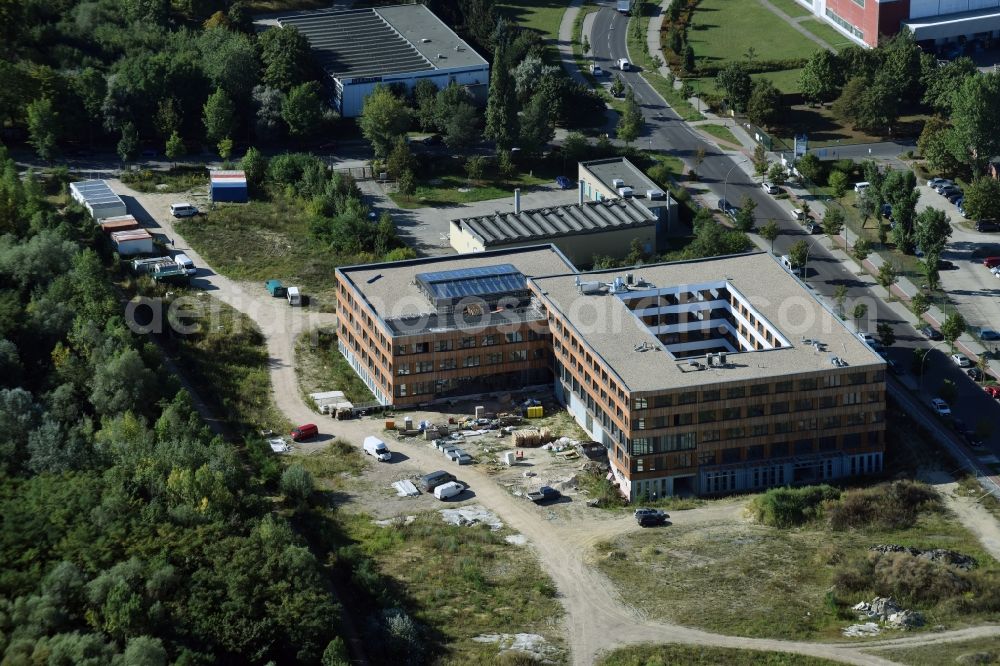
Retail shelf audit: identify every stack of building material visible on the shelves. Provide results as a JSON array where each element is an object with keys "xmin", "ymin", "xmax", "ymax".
[{"xmin": 510, "ymin": 428, "xmax": 554, "ymax": 448}]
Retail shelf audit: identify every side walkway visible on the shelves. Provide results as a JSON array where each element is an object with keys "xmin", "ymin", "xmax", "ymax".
[{"xmin": 757, "ymin": 0, "xmax": 835, "ymax": 52}]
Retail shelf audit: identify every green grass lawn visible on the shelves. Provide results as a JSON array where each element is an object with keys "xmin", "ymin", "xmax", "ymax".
[
  {"xmin": 599, "ymin": 644, "xmax": 844, "ymax": 666},
  {"xmin": 688, "ymin": 0, "xmax": 821, "ymax": 94},
  {"xmin": 388, "ymin": 170, "xmax": 554, "ymax": 209},
  {"xmin": 498, "ymin": 0, "xmax": 568, "ymax": 61},
  {"xmin": 176, "ymin": 197, "xmax": 352, "ymax": 304},
  {"xmin": 764, "ymin": 0, "xmax": 812, "ymax": 19},
  {"xmin": 594, "ymin": 497, "xmax": 1000, "ymax": 641},
  {"xmin": 799, "ymin": 18, "xmax": 853, "ymax": 51},
  {"xmin": 865, "ymin": 637, "xmax": 1000, "ymax": 666},
  {"xmin": 699, "ymin": 123, "xmax": 740, "ymax": 146},
  {"xmin": 120, "ymin": 166, "xmax": 208, "ymax": 194}
]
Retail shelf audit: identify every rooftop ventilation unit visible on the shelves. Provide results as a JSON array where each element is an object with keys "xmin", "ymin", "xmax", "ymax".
[
  {"xmin": 688, "ymin": 359, "xmax": 703, "ymax": 370},
  {"xmin": 647, "ymin": 189, "xmax": 665, "ymax": 200},
  {"xmin": 437, "ymin": 53, "xmax": 445, "ymax": 59},
  {"xmin": 617, "ymin": 186, "xmax": 633, "ymax": 198},
  {"xmin": 718, "ymin": 352, "xmax": 727, "ymax": 365},
  {"xmin": 580, "ymin": 281, "xmax": 603, "ymax": 295},
  {"xmin": 421, "ymin": 38, "xmax": 431, "ymax": 43},
  {"xmin": 612, "ymin": 178, "xmax": 625, "ymax": 189},
  {"xmin": 625, "ymin": 272, "xmax": 634, "ymax": 286}
]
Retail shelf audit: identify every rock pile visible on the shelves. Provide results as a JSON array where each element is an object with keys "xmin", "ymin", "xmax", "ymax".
[
  {"xmin": 851, "ymin": 597, "xmax": 924, "ymax": 630},
  {"xmin": 869, "ymin": 544, "xmax": 976, "ymax": 570}
]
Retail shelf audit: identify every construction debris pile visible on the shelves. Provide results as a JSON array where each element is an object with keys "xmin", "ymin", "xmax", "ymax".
[
  {"xmin": 511, "ymin": 428, "xmax": 555, "ymax": 448},
  {"xmin": 851, "ymin": 597, "xmax": 924, "ymax": 630}
]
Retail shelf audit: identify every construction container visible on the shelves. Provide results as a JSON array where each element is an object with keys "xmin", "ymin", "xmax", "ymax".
[
  {"xmin": 70, "ymin": 180, "xmax": 127, "ymax": 220},
  {"xmin": 403, "ymin": 416, "xmax": 413, "ymax": 430},
  {"xmin": 111, "ymin": 228, "xmax": 154, "ymax": 256},
  {"xmin": 210, "ymin": 170, "xmax": 248, "ymax": 203},
  {"xmin": 99, "ymin": 215, "xmax": 139, "ymax": 234},
  {"xmin": 526, "ymin": 405, "xmax": 544, "ymax": 418},
  {"xmin": 502, "ymin": 451, "xmax": 517, "ymax": 466},
  {"xmin": 474, "ymin": 406, "xmax": 485, "ymax": 419},
  {"xmin": 385, "ymin": 419, "xmax": 395, "ymax": 430}
]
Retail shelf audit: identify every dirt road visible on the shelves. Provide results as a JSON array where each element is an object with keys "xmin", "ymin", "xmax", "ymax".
[{"xmin": 117, "ymin": 182, "xmax": 1000, "ymax": 666}]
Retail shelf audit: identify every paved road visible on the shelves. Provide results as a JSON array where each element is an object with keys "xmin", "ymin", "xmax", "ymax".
[{"xmin": 590, "ymin": 5, "xmax": 1000, "ymax": 457}]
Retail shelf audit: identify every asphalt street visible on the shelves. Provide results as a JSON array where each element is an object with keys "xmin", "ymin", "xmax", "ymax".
[{"xmin": 589, "ymin": 6, "xmax": 1000, "ymax": 452}]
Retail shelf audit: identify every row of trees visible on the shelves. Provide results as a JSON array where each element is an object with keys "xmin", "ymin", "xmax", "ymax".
[{"xmin": 0, "ymin": 144, "xmax": 354, "ymax": 664}]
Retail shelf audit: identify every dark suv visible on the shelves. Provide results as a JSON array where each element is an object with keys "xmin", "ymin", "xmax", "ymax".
[
  {"xmin": 921, "ymin": 325, "xmax": 943, "ymax": 341},
  {"xmin": 976, "ymin": 219, "xmax": 1000, "ymax": 232},
  {"xmin": 637, "ymin": 511, "xmax": 668, "ymax": 527}
]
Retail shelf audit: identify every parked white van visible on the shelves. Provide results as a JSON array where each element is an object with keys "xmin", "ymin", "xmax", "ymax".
[
  {"xmin": 363, "ymin": 436, "xmax": 391, "ymax": 462},
  {"xmin": 174, "ymin": 253, "xmax": 195, "ymax": 275},
  {"xmin": 617, "ymin": 58, "xmax": 631, "ymax": 71},
  {"xmin": 170, "ymin": 203, "xmax": 198, "ymax": 218},
  {"xmin": 853, "ymin": 182, "xmax": 871, "ymax": 193},
  {"xmin": 781, "ymin": 254, "xmax": 804, "ymax": 277},
  {"xmin": 433, "ymin": 481, "xmax": 465, "ymax": 501}
]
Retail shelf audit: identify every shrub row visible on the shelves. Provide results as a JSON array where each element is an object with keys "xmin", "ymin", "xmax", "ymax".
[
  {"xmin": 749, "ymin": 485, "xmax": 841, "ymax": 528},
  {"xmin": 827, "ymin": 480, "xmax": 941, "ymax": 531}
]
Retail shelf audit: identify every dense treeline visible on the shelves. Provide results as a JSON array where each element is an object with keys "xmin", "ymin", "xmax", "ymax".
[
  {"xmin": 2, "ymin": 0, "xmax": 330, "ymax": 159},
  {"xmin": 0, "ymin": 144, "xmax": 348, "ymax": 664}
]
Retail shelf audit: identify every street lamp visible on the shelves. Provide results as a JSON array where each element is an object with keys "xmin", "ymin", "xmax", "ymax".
[
  {"xmin": 723, "ymin": 157, "xmax": 750, "ymax": 207},
  {"xmin": 919, "ymin": 339, "xmax": 948, "ymax": 392}
]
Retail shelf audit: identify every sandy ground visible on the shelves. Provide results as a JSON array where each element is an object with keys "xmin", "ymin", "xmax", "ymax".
[{"xmin": 115, "ymin": 180, "xmax": 1000, "ymax": 666}]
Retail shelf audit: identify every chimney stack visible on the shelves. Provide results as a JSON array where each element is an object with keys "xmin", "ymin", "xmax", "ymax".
[
  {"xmin": 578, "ymin": 179, "xmax": 584, "ymax": 206},
  {"xmin": 514, "ymin": 188, "xmax": 521, "ymax": 214}
]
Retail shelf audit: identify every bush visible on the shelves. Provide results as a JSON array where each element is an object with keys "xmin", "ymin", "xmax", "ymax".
[
  {"xmin": 827, "ymin": 481, "xmax": 941, "ymax": 531},
  {"xmin": 749, "ymin": 484, "xmax": 841, "ymax": 528},
  {"xmin": 873, "ymin": 552, "xmax": 970, "ymax": 605}
]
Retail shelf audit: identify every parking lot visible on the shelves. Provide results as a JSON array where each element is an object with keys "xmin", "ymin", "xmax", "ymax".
[{"xmin": 916, "ymin": 183, "xmax": 1000, "ymax": 339}]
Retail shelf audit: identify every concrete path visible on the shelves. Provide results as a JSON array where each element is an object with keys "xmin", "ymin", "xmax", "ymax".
[
  {"xmin": 757, "ymin": 0, "xmax": 835, "ymax": 52},
  {"xmin": 557, "ymin": 0, "xmax": 590, "ymax": 87}
]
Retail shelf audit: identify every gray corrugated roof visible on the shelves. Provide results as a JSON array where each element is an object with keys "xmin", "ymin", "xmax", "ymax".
[
  {"xmin": 457, "ymin": 198, "xmax": 657, "ymax": 246},
  {"xmin": 276, "ymin": 5, "xmax": 487, "ymax": 80}
]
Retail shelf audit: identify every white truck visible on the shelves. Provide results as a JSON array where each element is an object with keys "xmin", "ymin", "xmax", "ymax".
[
  {"xmin": 363, "ymin": 436, "xmax": 391, "ymax": 462},
  {"xmin": 617, "ymin": 0, "xmax": 632, "ymax": 14},
  {"xmin": 287, "ymin": 286, "xmax": 301, "ymax": 306}
]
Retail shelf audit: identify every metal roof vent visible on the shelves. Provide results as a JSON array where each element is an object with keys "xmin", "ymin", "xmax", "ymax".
[
  {"xmin": 437, "ymin": 53, "xmax": 445, "ymax": 59},
  {"xmin": 421, "ymin": 38, "xmax": 431, "ymax": 43}
]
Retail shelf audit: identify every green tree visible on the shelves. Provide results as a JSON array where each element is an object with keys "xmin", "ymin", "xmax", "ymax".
[
  {"xmin": 281, "ymin": 463, "xmax": 314, "ymax": 507},
  {"xmin": 117, "ymin": 122, "xmax": 139, "ymax": 166},
  {"xmin": 800, "ymin": 50, "xmax": 843, "ymax": 104},
  {"xmin": 910, "ymin": 291, "xmax": 930, "ymax": 318},
  {"xmin": 852, "ymin": 302, "xmax": 869, "ymax": 330},
  {"xmin": 759, "ymin": 219, "xmax": 779, "ymax": 252},
  {"xmin": 465, "ymin": 155, "xmax": 488, "ymax": 181},
  {"xmin": 203, "ymin": 87, "xmax": 236, "ymax": 143},
  {"xmin": 922, "ymin": 56, "xmax": 977, "ymax": 114},
  {"xmin": 828, "ymin": 170, "xmax": 849, "ymax": 198},
  {"xmin": 922, "ymin": 251, "xmax": 942, "ymax": 292},
  {"xmin": 322, "ymin": 637, "xmax": 350, "ymax": 666},
  {"xmin": 796, "ymin": 152, "xmax": 822, "ymax": 183},
  {"xmin": 436, "ymin": 86, "xmax": 479, "ymax": 150},
  {"xmin": 497, "ymin": 149, "xmax": 517, "ymax": 180},
  {"xmin": 240, "ymin": 146, "xmax": 267, "ymax": 197},
  {"xmin": 789, "ymin": 239, "xmax": 809, "ymax": 271},
  {"xmin": 767, "ymin": 162, "xmax": 786, "ymax": 187},
  {"xmin": 164, "ymin": 131, "xmax": 184, "ymax": 166},
  {"xmin": 281, "ymin": 81, "xmax": 323, "ymax": 137},
  {"xmin": 877, "ymin": 261, "xmax": 898, "ymax": 291},
  {"xmin": 616, "ymin": 86, "xmax": 643, "ymax": 145},
  {"xmin": 484, "ymin": 40, "xmax": 518, "ymax": 149},
  {"xmin": 853, "ymin": 237, "xmax": 871, "ymax": 262},
  {"xmin": 682, "ymin": 44, "xmax": 696, "ymax": 74},
  {"xmin": 519, "ymin": 91, "xmax": 555, "ymax": 155},
  {"xmin": 941, "ymin": 312, "xmax": 966, "ymax": 347},
  {"xmin": 386, "ymin": 137, "xmax": 416, "ymax": 180},
  {"xmin": 258, "ymin": 25, "xmax": 312, "ymax": 91},
  {"xmin": 90, "ymin": 348, "xmax": 154, "ymax": 416},
  {"xmin": 217, "ymin": 137, "xmax": 233, "ymax": 163},
  {"xmin": 823, "ymin": 208, "xmax": 844, "ymax": 236},
  {"xmin": 949, "ymin": 71, "xmax": 1000, "ymax": 174},
  {"xmin": 917, "ymin": 115, "xmax": 962, "ymax": 176},
  {"xmin": 753, "ymin": 143, "xmax": 768, "ymax": 177},
  {"xmin": 747, "ymin": 78, "xmax": 783, "ymax": 128},
  {"xmin": 715, "ymin": 62, "xmax": 752, "ymax": 113},
  {"xmin": 412, "ymin": 78, "xmax": 439, "ymax": 131},
  {"xmin": 914, "ymin": 207, "xmax": 952, "ymax": 258},
  {"xmin": 883, "ymin": 169, "xmax": 919, "ymax": 253},
  {"xmin": 397, "ymin": 169, "xmax": 416, "ymax": 196},
  {"xmin": 877, "ymin": 322, "xmax": 896, "ymax": 348},
  {"xmin": 734, "ymin": 195, "xmax": 757, "ymax": 232},
  {"xmin": 962, "ymin": 176, "xmax": 1000, "ymax": 222},
  {"xmin": 26, "ymin": 97, "xmax": 58, "ymax": 161},
  {"xmin": 610, "ymin": 75, "xmax": 625, "ymax": 98},
  {"xmin": 834, "ymin": 284, "xmax": 849, "ymax": 317},
  {"xmin": 669, "ymin": 28, "xmax": 682, "ymax": 54},
  {"xmin": 358, "ymin": 85, "xmax": 411, "ymax": 159}
]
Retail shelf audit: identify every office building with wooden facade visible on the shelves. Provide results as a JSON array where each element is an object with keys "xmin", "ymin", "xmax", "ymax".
[{"xmin": 336, "ymin": 248, "xmax": 886, "ymax": 498}]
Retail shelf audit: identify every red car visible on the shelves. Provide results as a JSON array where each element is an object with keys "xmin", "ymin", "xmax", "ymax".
[
  {"xmin": 291, "ymin": 423, "xmax": 319, "ymax": 441},
  {"xmin": 984, "ymin": 386, "xmax": 1000, "ymax": 399}
]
